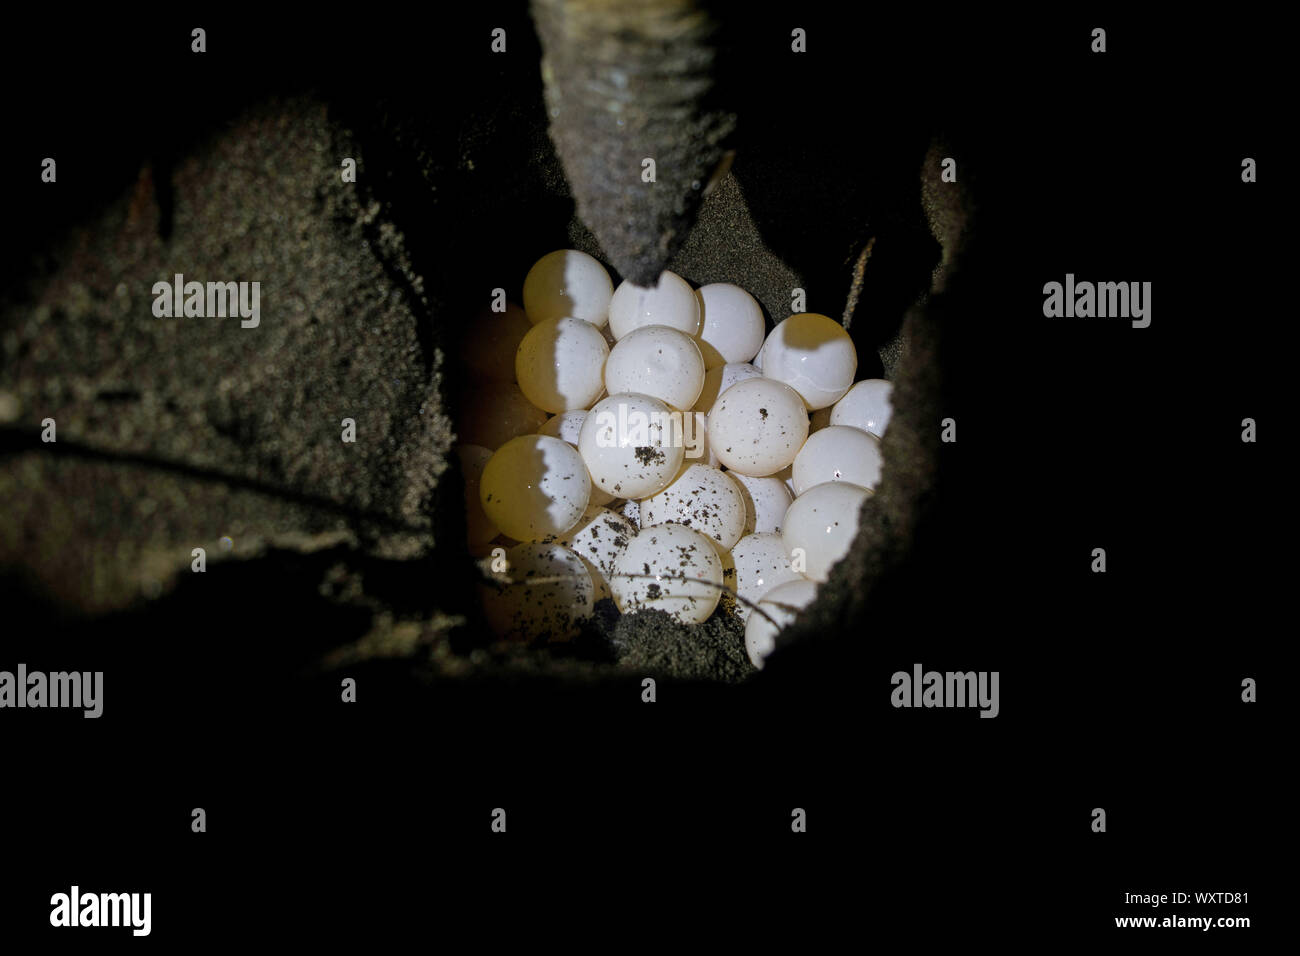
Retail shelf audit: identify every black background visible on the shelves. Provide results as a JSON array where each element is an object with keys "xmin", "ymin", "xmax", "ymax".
[{"xmin": 1, "ymin": 5, "xmax": 1279, "ymax": 946}]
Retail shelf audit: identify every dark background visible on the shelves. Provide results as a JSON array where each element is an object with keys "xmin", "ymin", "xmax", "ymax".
[{"xmin": 1, "ymin": 5, "xmax": 1279, "ymax": 945}]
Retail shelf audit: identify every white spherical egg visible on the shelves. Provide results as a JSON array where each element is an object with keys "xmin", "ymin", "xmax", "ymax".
[
  {"xmin": 608, "ymin": 270, "xmax": 701, "ymax": 340},
  {"xmin": 539, "ymin": 411, "xmax": 615, "ymax": 506},
  {"xmin": 610, "ymin": 523, "xmax": 723, "ymax": 624},
  {"xmin": 782, "ymin": 481, "xmax": 872, "ymax": 583},
  {"xmin": 545, "ymin": 504, "xmax": 636, "ymax": 602},
  {"xmin": 731, "ymin": 532, "xmax": 804, "ymax": 622},
  {"xmin": 509, "ymin": 317, "xmax": 605, "ymax": 416},
  {"xmin": 462, "ymin": 304, "xmax": 533, "ymax": 382},
  {"xmin": 457, "ymin": 445, "xmax": 499, "ymax": 548},
  {"xmin": 693, "ymin": 361, "xmax": 761, "ymax": 413},
  {"xmin": 745, "ymin": 578, "xmax": 819, "ymax": 668},
  {"xmin": 522, "ymin": 249, "xmax": 613, "ymax": 326},
  {"xmin": 578, "ymin": 393, "xmax": 685, "ymax": 499},
  {"xmin": 604, "ymin": 324, "xmax": 705, "ymax": 411},
  {"xmin": 708, "ymin": 377, "xmax": 809, "ymax": 476},
  {"xmin": 792, "ymin": 425, "xmax": 883, "ymax": 495},
  {"xmin": 641, "ymin": 462, "xmax": 746, "ymax": 551},
  {"xmin": 515, "ymin": 317, "xmax": 609, "ymax": 413},
  {"xmin": 457, "ymin": 382, "xmax": 548, "ymax": 450},
  {"xmin": 830, "ymin": 378, "xmax": 894, "ymax": 438},
  {"xmin": 760, "ymin": 312, "xmax": 858, "ymax": 409},
  {"xmin": 727, "ymin": 471, "xmax": 793, "ymax": 534},
  {"xmin": 480, "ymin": 434, "xmax": 592, "ymax": 541},
  {"xmin": 479, "ymin": 542, "xmax": 594, "ymax": 642},
  {"xmin": 695, "ymin": 282, "xmax": 765, "ymax": 368}
]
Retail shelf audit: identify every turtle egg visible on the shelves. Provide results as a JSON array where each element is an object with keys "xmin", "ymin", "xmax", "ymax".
[
  {"xmin": 462, "ymin": 304, "xmax": 533, "ymax": 382},
  {"xmin": 578, "ymin": 393, "xmax": 685, "ymax": 499},
  {"xmin": 522, "ymin": 249, "xmax": 613, "ymax": 326},
  {"xmin": 608, "ymin": 270, "xmax": 701, "ymax": 341},
  {"xmin": 543, "ymin": 504, "xmax": 636, "ymax": 603},
  {"xmin": 610, "ymin": 523, "xmax": 723, "ymax": 624},
  {"xmin": 782, "ymin": 481, "xmax": 872, "ymax": 582},
  {"xmin": 829, "ymin": 378, "xmax": 893, "ymax": 438},
  {"xmin": 693, "ymin": 361, "xmax": 762, "ymax": 414},
  {"xmin": 515, "ymin": 316, "xmax": 609, "ymax": 412},
  {"xmin": 604, "ymin": 324, "xmax": 705, "ymax": 411},
  {"xmin": 480, "ymin": 434, "xmax": 592, "ymax": 541},
  {"xmin": 791, "ymin": 425, "xmax": 883, "ymax": 495},
  {"xmin": 539, "ymin": 411, "xmax": 615, "ymax": 507},
  {"xmin": 744, "ymin": 578, "xmax": 820, "ymax": 668},
  {"xmin": 708, "ymin": 377, "xmax": 809, "ymax": 477},
  {"xmin": 760, "ymin": 312, "xmax": 858, "ymax": 410},
  {"xmin": 641, "ymin": 462, "xmax": 747, "ymax": 551},
  {"xmin": 731, "ymin": 532, "xmax": 805, "ymax": 622},
  {"xmin": 695, "ymin": 282, "xmax": 765, "ymax": 368},
  {"xmin": 479, "ymin": 542, "xmax": 594, "ymax": 642},
  {"xmin": 727, "ymin": 471, "xmax": 794, "ymax": 534}
]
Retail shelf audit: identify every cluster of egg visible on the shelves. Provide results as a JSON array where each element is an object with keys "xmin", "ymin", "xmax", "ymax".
[{"xmin": 457, "ymin": 250, "xmax": 893, "ymax": 668}]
